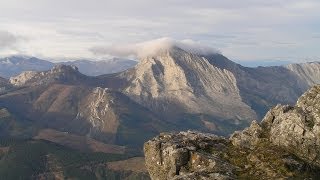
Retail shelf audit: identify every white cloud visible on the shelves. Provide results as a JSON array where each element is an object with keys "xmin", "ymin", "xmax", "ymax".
[
  {"xmin": 90, "ymin": 37, "xmax": 219, "ymax": 58},
  {"xmin": 0, "ymin": 0, "xmax": 319, "ymax": 62}
]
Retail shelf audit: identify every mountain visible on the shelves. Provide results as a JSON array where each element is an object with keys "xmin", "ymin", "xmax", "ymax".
[
  {"xmin": 0, "ymin": 56, "xmax": 137, "ymax": 78},
  {"xmin": 204, "ymin": 54, "xmax": 311, "ymax": 118},
  {"xmin": 285, "ymin": 62, "xmax": 320, "ymax": 86},
  {"xmin": 144, "ymin": 85, "xmax": 320, "ymax": 179},
  {"xmin": 4, "ymin": 47, "xmax": 320, "ymax": 138},
  {"xmin": 119, "ymin": 47, "xmax": 319, "ymax": 132},
  {"xmin": 121, "ymin": 47, "xmax": 256, "ymax": 127},
  {"xmin": 61, "ymin": 58, "xmax": 137, "ymax": 76},
  {"xmin": 0, "ymin": 56, "xmax": 54, "ymax": 78},
  {"xmin": 0, "ymin": 46, "xmax": 320, "ymax": 179},
  {"xmin": 234, "ymin": 59, "xmax": 293, "ymax": 67},
  {"xmin": 9, "ymin": 65, "xmax": 88, "ymax": 86},
  {"xmin": 1, "ymin": 65, "xmax": 169, "ymax": 148}
]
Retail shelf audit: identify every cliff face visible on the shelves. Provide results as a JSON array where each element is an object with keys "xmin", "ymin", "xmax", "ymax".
[
  {"xmin": 285, "ymin": 62, "xmax": 320, "ymax": 86},
  {"xmin": 205, "ymin": 54, "xmax": 310, "ymax": 118},
  {"xmin": 123, "ymin": 47, "xmax": 256, "ymax": 123},
  {"xmin": 144, "ymin": 85, "xmax": 320, "ymax": 180}
]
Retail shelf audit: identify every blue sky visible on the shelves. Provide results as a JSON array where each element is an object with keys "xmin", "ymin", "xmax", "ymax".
[{"xmin": 0, "ymin": 0, "xmax": 319, "ymax": 62}]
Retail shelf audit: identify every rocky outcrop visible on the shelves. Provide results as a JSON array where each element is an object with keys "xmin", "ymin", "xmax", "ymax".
[
  {"xmin": 260, "ymin": 85, "xmax": 320, "ymax": 166},
  {"xmin": 144, "ymin": 132, "xmax": 236, "ymax": 180},
  {"xmin": 9, "ymin": 65, "xmax": 86, "ymax": 86},
  {"xmin": 144, "ymin": 85, "xmax": 320, "ymax": 179}
]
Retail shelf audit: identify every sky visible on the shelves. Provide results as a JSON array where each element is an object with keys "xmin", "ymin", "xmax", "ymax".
[{"xmin": 0, "ymin": 0, "xmax": 319, "ymax": 62}]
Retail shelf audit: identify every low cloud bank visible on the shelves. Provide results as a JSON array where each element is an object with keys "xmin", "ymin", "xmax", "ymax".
[{"xmin": 90, "ymin": 37, "xmax": 219, "ymax": 58}]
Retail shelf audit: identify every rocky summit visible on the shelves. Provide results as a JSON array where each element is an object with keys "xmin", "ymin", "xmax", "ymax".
[{"xmin": 144, "ymin": 85, "xmax": 320, "ymax": 179}]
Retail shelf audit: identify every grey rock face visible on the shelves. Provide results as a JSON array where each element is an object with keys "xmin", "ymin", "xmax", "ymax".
[
  {"xmin": 261, "ymin": 85, "xmax": 320, "ymax": 166},
  {"xmin": 230, "ymin": 120, "xmax": 263, "ymax": 149},
  {"xmin": 123, "ymin": 47, "xmax": 256, "ymax": 123},
  {"xmin": 205, "ymin": 54, "xmax": 311, "ymax": 118},
  {"xmin": 285, "ymin": 62, "xmax": 320, "ymax": 86},
  {"xmin": 144, "ymin": 85, "xmax": 320, "ymax": 180},
  {"xmin": 144, "ymin": 131, "xmax": 236, "ymax": 180}
]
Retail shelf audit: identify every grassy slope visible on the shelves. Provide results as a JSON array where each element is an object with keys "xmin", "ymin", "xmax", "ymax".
[{"xmin": 0, "ymin": 139, "xmax": 149, "ymax": 180}]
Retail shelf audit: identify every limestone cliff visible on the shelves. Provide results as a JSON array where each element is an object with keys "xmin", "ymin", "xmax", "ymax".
[
  {"xmin": 123, "ymin": 47, "xmax": 256, "ymax": 123},
  {"xmin": 144, "ymin": 85, "xmax": 320, "ymax": 179}
]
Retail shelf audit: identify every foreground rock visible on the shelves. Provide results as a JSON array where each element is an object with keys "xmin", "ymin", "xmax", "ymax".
[{"xmin": 144, "ymin": 85, "xmax": 320, "ymax": 179}]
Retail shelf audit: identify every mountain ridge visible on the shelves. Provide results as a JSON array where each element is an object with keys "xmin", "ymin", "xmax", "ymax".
[{"xmin": 0, "ymin": 56, "xmax": 137, "ymax": 78}]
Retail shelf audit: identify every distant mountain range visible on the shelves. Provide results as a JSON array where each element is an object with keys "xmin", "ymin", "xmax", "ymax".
[
  {"xmin": 0, "ymin": 56, "xmax": 137, "ymax": 78},
  {"xmin": 235, "ymin": 59, "xmax": 294, "ymax": 67},
  {"xmin": 0, "ymin": 47, "xmax": 319, "ymax": 179},
  {"xmin": 1, "ymin": 47, "xmax": 319, "ymax": 138}
]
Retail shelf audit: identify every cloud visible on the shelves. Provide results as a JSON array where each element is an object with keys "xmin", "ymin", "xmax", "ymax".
[
  {"xmin": 0, "ymin": 0, "xmax": 319, "ymax": 61},
  {"xmin": 0, "ymin": 30, "xmax": 21, "ymax": 49},
  {"xmin": 90, "ymin": 37, "xmax": 219, "ymax": 58}
]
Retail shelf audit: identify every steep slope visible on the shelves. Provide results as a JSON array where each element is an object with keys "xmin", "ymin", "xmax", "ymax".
[
  {"xmin": 144, "ymin": 85, "xmax": 320, "ymax": 180},
  {"xmin": 0, "ymin": 56, "xmax": 54, "ymax": 78},
  {"xmin": 0, "ymin": 139, "xmax": 145, "ymax": 180},
  {"xmin": 285, "ymin": 62, "xmax": 320, "ymax": 86},
  {"xmin": 0, "ymin": 108, "xmax": 36, "ymax": 138},
  {"xmin": 204, "ymin": 54, "xmax": 309, "ymax": 118},
  {"xmin": 0, "ymin": 82, "xmax": 168, "ymax": 148},
  {"xmin": 122, "ymin": 47, "xmax": 256, "ymax": 127},
  {"xmin": 0, "ymin": 77, "xmax": 12, "ymax": 94}
]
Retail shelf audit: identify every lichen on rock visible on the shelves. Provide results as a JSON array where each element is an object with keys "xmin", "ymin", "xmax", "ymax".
[{"xmin": 144, "ymin": 85, "xmax": 320, "ymax": 179}]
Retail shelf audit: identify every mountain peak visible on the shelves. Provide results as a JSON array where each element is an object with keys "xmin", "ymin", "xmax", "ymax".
[
  {"xmin": 123, "ymin": 45, "xmax": 256, "ymax": 123},
  {"xmin": 9, "ymin": 65, "xmax": 85, "ymax": 86},
  {"xmin": 51, "ymin": 64, "xmax": 79, "ymax": 73}
]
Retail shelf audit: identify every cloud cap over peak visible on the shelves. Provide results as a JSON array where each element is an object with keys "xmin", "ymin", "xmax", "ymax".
[{"xmin": 90, "ymin": 38, "xmax": 219, "ymax": 58}]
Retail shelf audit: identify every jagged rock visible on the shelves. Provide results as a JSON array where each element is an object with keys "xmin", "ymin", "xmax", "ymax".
[
  {"xmin": 144, "ymin": 131, "xmax": 236, "ymax": 180},
  {"xmin": 9, "ymin": 71, "xmax": 39, "ymax": 86},
  {"xmin": 261, "ymin": 85, "xmax": 320, "ymax": 167},
  {"xmin": 144, "ymin": 85, "xmax": 320, "ymax": 179},
  {"xmin": 230, "ymin": 120, "xmax": 263, "ymax": 149},
  {"xmin": 9, "ymin": 64, "xmax": 85, "ymax": 86}
]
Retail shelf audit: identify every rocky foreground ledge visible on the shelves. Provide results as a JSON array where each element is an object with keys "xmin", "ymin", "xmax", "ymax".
[{"xmin": 144, "ymin": 85, "xmax": 320, "ymax": 179}]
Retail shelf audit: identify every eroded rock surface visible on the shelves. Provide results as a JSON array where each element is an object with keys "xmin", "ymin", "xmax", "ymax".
[
  {"xmin": 144, "ymin": 85, "xmax": 320, "ymax": 179},
  {"xmin": 123, "ymin": 47, "xmax": 256, "ymax": 122}
]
